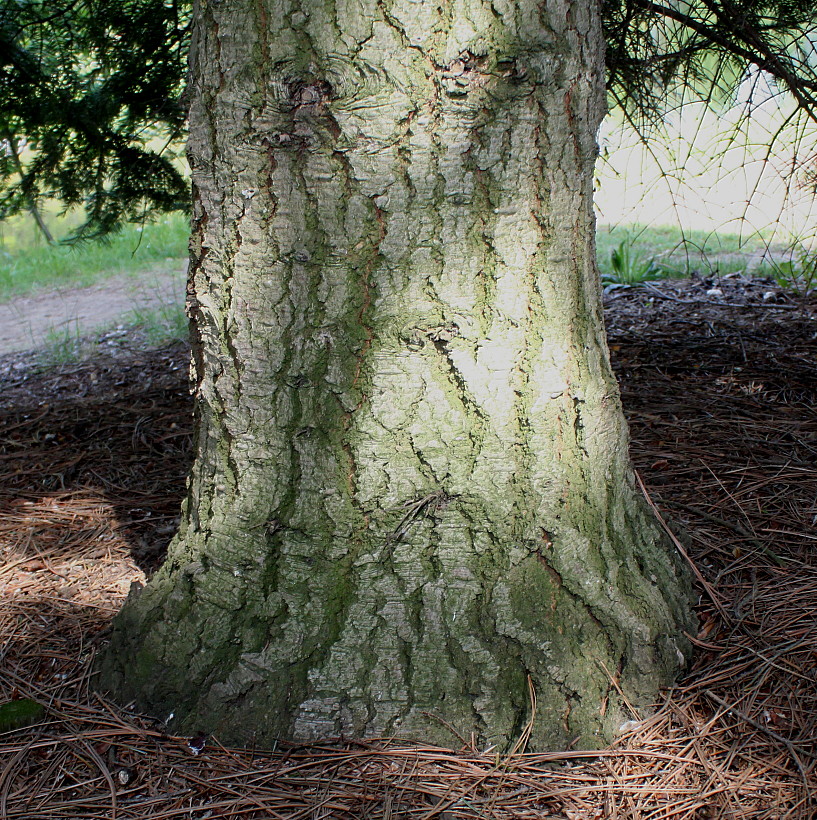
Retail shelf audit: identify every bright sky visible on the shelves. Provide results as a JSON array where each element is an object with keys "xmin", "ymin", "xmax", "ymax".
[{"xmin": 594, "ymin": 79, "xmax": 817, "ymax": 246}]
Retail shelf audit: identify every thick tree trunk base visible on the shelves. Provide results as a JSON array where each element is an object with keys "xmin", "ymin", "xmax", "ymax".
[
  {"xmin": 100, "ymin": 490, "xmax": 694, "ymax": 751},
  {"xmin": 97, "ymin": 0, "xmax": 696, "ymax": 751}
]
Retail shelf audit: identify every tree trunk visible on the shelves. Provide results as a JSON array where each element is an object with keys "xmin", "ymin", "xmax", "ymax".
[
  {"xmin": 2, "ymin": 129, "xmax": 54, "ymax": 244},
  {"xmin": 99, "ymin": 0, "xmax": 695, "ymax": 750}
]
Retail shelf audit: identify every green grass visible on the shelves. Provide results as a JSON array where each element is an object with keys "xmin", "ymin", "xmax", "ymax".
[
  {"xmin": 36, "ymin": 303, "xmax": 188, "ymax": 366},
  {"xmin": 596, "ymin": 224, "xmax": 817, "ymax": 292},
  {"xmin": 601, "ymin": 235, "xmax": 666, "ymax": 285},
  {"xmin": 595, "ymin": 223, "xmax": 785, "ymax": 280},
  {"xmin": 126, "ymin": 302, "xmax": 189, "ymax": 347},
  {"xmin": 0, "ymin": 213, "xmax": 189, "ymax": 302},
  {"xmin": 38, "ymin": 320, "xmax": 96, "ymax": 365}
]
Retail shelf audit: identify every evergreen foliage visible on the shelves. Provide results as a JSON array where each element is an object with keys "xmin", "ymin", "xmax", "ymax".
[
  {"xmin": 1, "ymin": 1, "xmax": 815, "ymax": 239},
  {"xmin": 0, "ymin": 0, "xmax": 190, "ymax": 240},
  {"xmin": 604, "ymin": 1, "xmax": 817, "ymax": 120}
]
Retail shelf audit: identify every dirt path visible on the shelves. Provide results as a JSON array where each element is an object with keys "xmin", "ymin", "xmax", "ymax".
[{"xmin": 0, "ymin": 263, "xmax": 187, "ymax": 355}]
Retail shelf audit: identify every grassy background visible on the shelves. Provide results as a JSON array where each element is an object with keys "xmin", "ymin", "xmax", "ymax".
[
  {"xmin": 594, "ymin": 223, "xmax": 783, "ymax": 280},
  {"xmin": 0, "ymin": 213, "xmax": 189, "ymax": 302}
]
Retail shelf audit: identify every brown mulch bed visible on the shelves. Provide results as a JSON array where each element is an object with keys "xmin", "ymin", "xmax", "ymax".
[{"xmin": 1, "ymin": 274, "xmax": 816, "ymax": 818}]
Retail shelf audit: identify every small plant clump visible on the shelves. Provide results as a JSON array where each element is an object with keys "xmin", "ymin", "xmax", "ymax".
[
  {"xmin": 766, "ymin": 249, "xmax": 817, "ymax": 296},
  {"xmin": 601, "ymin": 235, "xmax": 665, "ymax": 286}
]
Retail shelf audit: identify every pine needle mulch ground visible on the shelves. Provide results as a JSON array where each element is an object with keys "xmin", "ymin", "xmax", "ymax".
[{"xmin": 1, "ymin": 275, "xmax": 816, "ymax": 819}]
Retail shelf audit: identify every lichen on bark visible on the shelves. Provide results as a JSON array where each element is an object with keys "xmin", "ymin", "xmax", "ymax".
[{"xmin": 98, "ymin": 0, "xmax": 696, "ymax": 750}]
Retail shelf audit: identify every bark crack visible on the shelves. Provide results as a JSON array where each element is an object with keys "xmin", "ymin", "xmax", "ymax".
[{"xmin": 431, "ymin": 336, "xmax": 488, "ymax": 457}]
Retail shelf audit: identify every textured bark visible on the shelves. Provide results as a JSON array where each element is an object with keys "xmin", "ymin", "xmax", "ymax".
[{"xmin": 99, "ymin": 0, "xmax": 695, "ymax": 750}]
